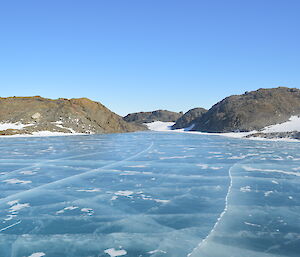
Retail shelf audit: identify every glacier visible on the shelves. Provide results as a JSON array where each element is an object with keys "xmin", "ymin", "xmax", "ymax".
[{"xmin": 0, "ymin": 132, "xmax": 299, "ymax": 257}]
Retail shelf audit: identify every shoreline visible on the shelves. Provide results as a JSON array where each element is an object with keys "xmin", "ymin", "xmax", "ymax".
[
  {"xmin": 0, "ymin": 131, "xmax": 88, "ymax": 138},
  {"xmin": 145, "ymin": 121, "xmax": 300, "ymax": 143},
  {"xmin": 0, "ymin": 121, "xmax": 299, "ymax": 142}
]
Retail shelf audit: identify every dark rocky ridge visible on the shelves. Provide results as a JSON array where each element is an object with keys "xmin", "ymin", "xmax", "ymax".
[
  {"xmin": 0, "ymin": 96, "xmax": 145, "ymax": 135},
  {"xmin": 172, "ymin": 107, "xmax": 207, "ymax": 129},
  {"xmin": 246, "ymin": 131, "xmax": 300, "ymax": 140},
  {"xmin": 124, "ymin": 110, "xmax": 183, "ymax": 123},
  {"xmin": 192, "ymin": 87, "xmax": 300, "ymax": 133}
]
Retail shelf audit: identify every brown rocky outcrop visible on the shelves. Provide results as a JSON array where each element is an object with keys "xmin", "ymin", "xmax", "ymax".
[
  {"xmin": 192, "ymin": 87, "xmax": 300, "ymax": 132},
  {"xmin": 172, "ymin": 107, "xmax": 207, "ymax": 129},
  {"xmin": 0, "ymin": 96, "xmax": 145, "ymax": 135},
  {"xmin": 124, "ymin": 110, "xmax": 183, "ymax": 123}
]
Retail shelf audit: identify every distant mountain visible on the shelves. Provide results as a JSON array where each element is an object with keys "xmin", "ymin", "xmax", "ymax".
[
  {"xmin": 192, "ymin": 87, "xmax": 300, "ymax": 132},
  {"xmin": 172, "ymin": 107, "xmax": 207, "ymax": 129},
  {"xmin": 124, "ymin": 110, "xmax": 183, "ymax": 123},
  {"xmin": 0, "ymin": 96, "xmax": 145, "ymax": 135}
]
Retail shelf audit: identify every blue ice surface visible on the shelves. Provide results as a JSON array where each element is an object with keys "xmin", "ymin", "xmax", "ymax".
[{"xmin": 0, "ymin": 131, "xmax": 299, "ymax": 257}]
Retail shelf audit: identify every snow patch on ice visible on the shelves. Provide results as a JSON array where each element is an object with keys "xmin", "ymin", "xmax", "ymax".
[
  {"xmin": 56, "ymin": 206, "xmax": 79, "ymax": 214},
  {"xmin": 4, "ymin": 215, "xmax": 16, "ymax": 221},
  {"xmin": 104, "ymin": 248, "xmax": 127, "ymax": 257},
  {"xmin": 76, "ymin": 188, "xmax": 101, "ymax": 192},
  {"xmin": 159, "ymin": 155, "xmax": 193, "ymax": 160},
  {"xmin": 8, "ymin": 202, "xmax": 30, "ymax": 213},
  {"xmin": 110, "ymin": 191, "xmax": 169, "ymax": 204},
  {"xmin": 19, "ymin": 170, "xmax": 36, "ymax": 175},
  {"xmin": 111, "ymin": 195, "xmax": 118, "ymax": 201},
  {"xmin": 264, "ymin": 191, "xmax": 273, "ymax": 197},
  {"xmin": 153, "ymin": 199, "xmax": 170, "ymax": 204},
  {"xmin": 147, "ymin": 249, "xmax": 167, "ymax": 254},
  {"xmin": 114, "ymin": 191, "xmax": 134, "ymax": 198},
  {"xmin": 28, "ymin": 253, "xmax": 46, "ymax": 257},
  {"xmin": 120, "ymin": 171, "xmax": 153, "ymax": 176},
  {"xmin": 3, "ymin": 178, "xmax": 32, "ymax": 184},
  {"xmin": 81, "ymin": 208, "xmax": 94, "ymax": 215},
  {"xmin": 242, "ymin": 166, "xmax": 300, "ymax": 177},
  {"xmin": 196, "ymin": 164, "xmax": 209, "ymax": 169},
  {"xmin": 7, "ymin": 200, "xmax": 20, "ymax": 206},
  {"xmin": 126, "ymin": 165, "xmax": 147, "ymax": 168},
  {"xmin": 244, "ymin": 222, "xmax": 261, "ymax": 227},
  {"xmin": 228, "ymin": 155, "xmax": 247, "ymax": 160},
  {"xmin": 240, "ymin": 186, "xmax": 251, "ymax": 192},
  {"xmin": 196, "ymin": 164, "xmax": 223, "ymax": 170}
]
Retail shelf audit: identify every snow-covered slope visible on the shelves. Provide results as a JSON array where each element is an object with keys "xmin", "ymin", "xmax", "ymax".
[
  {"xmin": 146, "ymin": 121, "xmax": 254, "ymax": 138},
  {"xmin": 262, "ymin": 116, "xmax": 300, "ymax": 133},
  {"xmin": 145, "ymin": 121, "xmax": 175, "ymax": 131},
  {"xmin": 146, "ymin": 118, "xmax": 300, "ymax": 142},
  {"xmin": 0, "ymin": 122, "xmax": 34, "ymax": 131},
  {"xmin": 0, "ymin": 122, "xmax": 86, "ymax": 137}
]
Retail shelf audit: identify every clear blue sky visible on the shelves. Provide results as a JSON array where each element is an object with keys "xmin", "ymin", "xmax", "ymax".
[{"xmin": 0, "ymin": 0, "xmax": 299, "ymax": 116}]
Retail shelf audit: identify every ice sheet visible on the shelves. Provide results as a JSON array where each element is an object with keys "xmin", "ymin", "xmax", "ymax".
[{"xmin": 0, "ymin": 132, "xmax": 299, "ymax": 257}]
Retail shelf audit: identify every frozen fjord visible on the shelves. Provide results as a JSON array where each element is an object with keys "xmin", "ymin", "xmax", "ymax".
[{"xmin": 0, "ymin": 132, "xmax": 299, "ymax": 257}]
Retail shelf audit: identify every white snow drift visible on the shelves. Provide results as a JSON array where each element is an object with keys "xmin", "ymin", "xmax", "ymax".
[{"xmin": 145, "ymin": 116, "xmax": 300, "ymax": 142}]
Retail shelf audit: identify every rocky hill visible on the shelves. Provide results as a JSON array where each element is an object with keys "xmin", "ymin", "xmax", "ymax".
[
  {"xmin": 124, "ymin": 110, "xmax": 183, "ymax": 123},
  {"xmin": 172, "ymin": 107, "xmax": 207, "ymax": 129},
  {"xmin": 192, "ymin": 87, "xmax": 300, "ymax": 132},
  {"xmin": 0, "ymin": 96, "xmax": 145, "ymax": 135}
]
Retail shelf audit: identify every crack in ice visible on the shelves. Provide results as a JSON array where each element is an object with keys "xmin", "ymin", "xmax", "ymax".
[
  {"xmin": 0, "ymin": 220, "xmax": 22, "ymax": 232},
  {"xmin": 0, "ymin": 141, "xmax": 154, "ymax": 205},
  {"xmin": 187, "ymin": 160, "xmax": 236, "ymax": 256}
]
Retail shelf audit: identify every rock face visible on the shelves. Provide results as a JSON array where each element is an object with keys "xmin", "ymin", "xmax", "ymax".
[
  {"xmin": 192, "ymin": 87, "xmax": 300, "ymax": 132},
  {"xmin": 0, "ymin": 96, "xmax": 145, "ymax": 135},
  {"xmin": 124, "ymin": 110, "xmax": 183, "ymax": 123},
  {"xmin": 245, "ymin": 131, "xmax": 300, "ymax": 140},
  {"xmin": 172, "ymin": 107, "xmax": 207, "ymax": 129}
]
